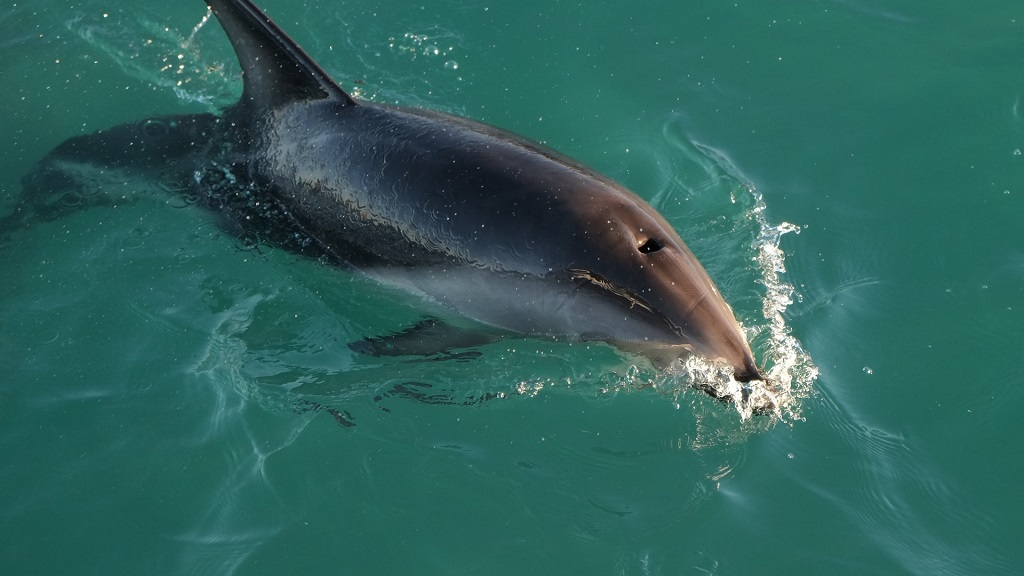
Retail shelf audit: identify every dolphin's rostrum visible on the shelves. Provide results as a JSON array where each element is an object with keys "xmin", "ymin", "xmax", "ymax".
[{"xmin": 16, "ymin": 0, "xmax": 768, "ymax": 395}]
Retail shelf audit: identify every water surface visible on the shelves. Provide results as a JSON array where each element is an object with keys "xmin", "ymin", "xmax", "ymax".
[{"xmin": 1, "ymin": 1, "xmax": 1021, "ymax": 574}]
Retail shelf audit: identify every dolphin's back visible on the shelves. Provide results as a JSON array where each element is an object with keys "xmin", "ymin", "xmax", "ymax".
[
  {"xmin": 251, "ymin": 99, "xmax": 629, "ymax": 274},
  {"xmin": 205, "ymin": 0, "xmax": 665, "ymax": 277}
]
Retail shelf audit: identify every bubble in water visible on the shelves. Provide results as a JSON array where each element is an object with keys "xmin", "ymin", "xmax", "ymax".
[
  {"xmin": 863, "ymin": 367, "xmax": 874, "ymax": 375},
  {"xmin": 120, "ymin": 227, "xmax": 152, "ymax": 250},
  {"xmin": 167, "ymin": 192, "xmax": 200, "ymax": 208},
  {"xmin": 444, "ymin": 60, "xmax": 459, "ymax": 70},
  {"xmin": 57, "ymin": 190, "xmax": 84, "ymax": 208}
]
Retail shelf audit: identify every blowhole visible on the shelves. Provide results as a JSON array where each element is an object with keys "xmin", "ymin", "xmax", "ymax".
[{"xmin": 638, "ymin": 238, "xmax": 663, "ymax": 253}]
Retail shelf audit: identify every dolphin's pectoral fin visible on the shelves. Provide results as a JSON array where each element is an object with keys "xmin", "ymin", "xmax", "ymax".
[{"xmin": 348, "ymin": 317, "xmax": 504, "ymax": 360}]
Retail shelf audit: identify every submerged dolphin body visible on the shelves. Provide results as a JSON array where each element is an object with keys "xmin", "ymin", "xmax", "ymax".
[{"xmin": 17, "ymin": 0, "xmax": 766, "ymax": 387}]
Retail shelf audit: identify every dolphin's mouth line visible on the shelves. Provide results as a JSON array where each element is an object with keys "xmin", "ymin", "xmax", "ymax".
[
  {"xmin": 569, "ymin": 267, "xmax": 689, "ymax": 342},
  {"xmin": 569, "ymin": 268, "xmax": 653, "ymax": 313}
]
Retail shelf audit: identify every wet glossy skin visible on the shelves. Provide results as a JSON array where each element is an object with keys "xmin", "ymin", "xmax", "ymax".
[
  {"xmin": 241, "ymin": 95, "xmax": 762, "ymax": 380},
  {"xmin": 217, "ymin": 0, "xmax": 767, "ymax": 381}
]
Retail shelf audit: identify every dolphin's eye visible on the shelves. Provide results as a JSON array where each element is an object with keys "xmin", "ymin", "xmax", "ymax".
[{"xmin": 638, "ymin": 238, "xmax": 663, "ymax": 254}]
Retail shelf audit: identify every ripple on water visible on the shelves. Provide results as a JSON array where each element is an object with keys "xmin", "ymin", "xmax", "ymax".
[
  {"xmin": 638, "ymin": 119, "xmax": 819, "ymax": 424},
  {"xmin": 790, "ymin": 383, "xmax": 1014, "ymax": 576},
  {"xmin": 65, "ymin": 7, "xmax": 237, "ymax": 109}
]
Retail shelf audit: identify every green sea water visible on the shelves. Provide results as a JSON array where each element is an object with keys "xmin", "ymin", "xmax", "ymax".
[{"xmin": 1, "ymin": 1, "xmax": 1022, "ymax": 574}]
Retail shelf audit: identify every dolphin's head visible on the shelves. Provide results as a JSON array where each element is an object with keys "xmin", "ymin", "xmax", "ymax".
[{"xmin": 560, "ymin": 185, "xmax": 764, "ymax": 383}]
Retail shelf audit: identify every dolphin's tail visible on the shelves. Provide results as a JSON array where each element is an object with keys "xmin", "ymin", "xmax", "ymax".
[{"xmin": 1, "ymin": 113, "xmax": 219, "ymax": 240}]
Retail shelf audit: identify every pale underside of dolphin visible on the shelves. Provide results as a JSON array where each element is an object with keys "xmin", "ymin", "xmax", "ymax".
[{"xmin": 10, "ymin": 0, "xmax": 767, "ymax": 392}]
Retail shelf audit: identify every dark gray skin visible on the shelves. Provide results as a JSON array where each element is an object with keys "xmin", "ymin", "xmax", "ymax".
[
  {"xmin": 10, "ymin": 0, "xmax": 765, "ymax": 386},
  {"xmin": 211, "ymin": 0, "xmax": 764, "ymax": 382}
]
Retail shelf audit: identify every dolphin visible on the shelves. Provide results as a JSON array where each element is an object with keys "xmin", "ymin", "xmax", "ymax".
[{"xmin": 13, "ymin": 0, "xmax": 766, "ymax": 388}]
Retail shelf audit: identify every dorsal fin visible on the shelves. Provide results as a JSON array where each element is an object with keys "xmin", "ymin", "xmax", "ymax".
[{"xmin": 205, "ymin": 0, "xmax": 357, "ymax": 110}]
